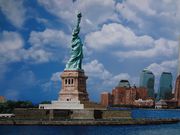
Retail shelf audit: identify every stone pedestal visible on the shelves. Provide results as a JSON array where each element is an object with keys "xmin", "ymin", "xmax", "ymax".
[
  {"xmin": 39, "ymin": 70, "xmax": 89, "ymax": 109},
  {"xmin": 59, "ymin": 70, "xmax": 89, "ymax": 102}
]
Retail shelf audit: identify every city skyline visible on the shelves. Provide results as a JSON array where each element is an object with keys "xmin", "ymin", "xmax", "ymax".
[{"xmin": 0, "ymin": 0, "xmax": 179, "ymax": 103}]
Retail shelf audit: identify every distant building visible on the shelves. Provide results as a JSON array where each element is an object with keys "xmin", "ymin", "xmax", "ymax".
[
  {"xmin": 175, "ymin": 75, "xmax": 180, "ymax": 107},
  {"xmin": 136, "ymin": 87, "xmax": 149, "ymax": 100},
  {"xmin": 112, "ymin": 87, "xmax": 136, "ymax": 105},
  {"xmin": 134, "ymin": 99, "xmax": 154, "ymax": 107},
  {"xmin": 157, "ymin": 72, "xmax": 173, "ymax": 100},
  {"xmin": 101, "ymin": 92, "xmax": 112, "ymax": 107},
  {"xmin": 0, "ymin": 96, "xmax": 6, "ymax": 103},
  {"xmin": 165, "ymin": 100, "xmax": 178, "ymax": 109},
  {"xmin": 155, "ymin": 100, "xmax": 168, "ymax": 109},
  {"xmin": 139, "ymin": 69, "xmax": 155, "ymax": 98},
  {"xmin": 117, "ymin": 80, "xmax": 131, "ymax": 88},
  {"xmin": 100, "ymin": 80, "xmax": 153, "ymax": 107},
  {"xmin": 175, "ymin": 40, "xmax": 180, "ymax": 107}
]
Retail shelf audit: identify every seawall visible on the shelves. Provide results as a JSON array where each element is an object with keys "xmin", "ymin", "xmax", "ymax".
[
  {"xmin": 0, "ymin": 119, "xmax": 179, "ymax": 126},
  {"xmin": 1, "ymin": 108, "xmax": 180, "ymax": 125}
]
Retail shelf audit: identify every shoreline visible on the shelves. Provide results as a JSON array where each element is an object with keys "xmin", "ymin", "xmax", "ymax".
[{"xmin": 0, "ymin": 119, "xmax": 179, "ymax": 126}]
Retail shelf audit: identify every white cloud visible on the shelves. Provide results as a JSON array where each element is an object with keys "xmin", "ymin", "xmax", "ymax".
[
  {"xmin": 115, "ymin": 38, "xmax": 177, "ymax": 59},
  {"xmin": 24, "ymin": 49, "xmax": 53, "ymax": 64},
  {"xmin": 147, "ymin": 59, "xmax": 177, "ymax": 76},
  {"xmin": 85, "ymin": 23, "xmax": 154, "ymax": 50},
  {"xmin": 127, "ymin": 0, "xmax": 156, "ymax": 16},
  {"xmin": 38, "ymin": 0, "xmax": 118, "ymax": 33},
  {"xmin": 116, "ymin": 0, "xmax": 180, "ymax": 38},
  {"xmin": 105, "ymin": 73, "xmax": 130, "ymax": 87},
  {"xmin": 85, "ymin": 23, "xmax": 177, "ymax": 59},
  {"xmin": 146, "ymin": 59, "xmax": 177, "ymax": 91},
  {"xmin": 116, "ymin": 2, "xmax": 143, "ymax": 27},
  {"xmin": 29, "ymin": 29, "xmax": 70, "ymax": 48},
  {"xmin": 50, "ymin": 72, "xmax": 61, "ymax": 82},
  {"xmin": 42, "ymin": 71, "xmax": 62, "ymax": 92},
  {"xmin": 83, "ymin": 60, "xmax": 111, "ymax": 80},
  {"xmin": 0, "ymin": 31, "xmax": 54, "ymax": 64},
  {"xmin": 26, "ymin": 28, "xmax": 71, "ymax": 63},
  {"xmin": 0, "ymin": 0, "xmax": 26, "ymax": 28},
  {"xmin": 0, "ymin": 29, "xmax": 70, "ymax": 78},
  {"xmin": 0, "ymin": 31, "xmax": 24, "ymax": 63},
  {"xmin": 83, "ymin": 59, "xmax": 130, "ymax": 88},
  {"xmin": 0, "ymin": 31, "xmax": 24, "ymax": 80}
]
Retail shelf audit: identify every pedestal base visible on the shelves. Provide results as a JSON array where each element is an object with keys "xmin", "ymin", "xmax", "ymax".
[
  {"xmin": 39, "ymin": 70, "xmax": 89, "ymax": 110},
  {"xmin": 39, "ymin": 100, "xmax": 84, "ymax": 110}
]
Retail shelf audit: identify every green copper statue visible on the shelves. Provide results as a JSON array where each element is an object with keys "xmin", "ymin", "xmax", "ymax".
[{"xmin": 65, "ymin": 12, "xmax": 83, "ymax": 70}]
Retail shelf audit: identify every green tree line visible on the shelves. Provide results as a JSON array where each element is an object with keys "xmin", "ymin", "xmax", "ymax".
[{"xmin": 0, "ymin": 100, "xmax": 36, "ymax": 113}]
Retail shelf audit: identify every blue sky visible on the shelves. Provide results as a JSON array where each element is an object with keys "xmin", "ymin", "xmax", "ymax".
[{"xmin": 0, "ymin": 0, "xmax": 180, "ymax": 103}]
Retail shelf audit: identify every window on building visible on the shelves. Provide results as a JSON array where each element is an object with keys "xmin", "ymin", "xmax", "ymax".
[
  {"xmin": 68, "ymin": 79, "xmax": 71, "ymax": 84},
  {"xmin": 71, "ymin": 79, "xmax": 73, "ymax": 84}
]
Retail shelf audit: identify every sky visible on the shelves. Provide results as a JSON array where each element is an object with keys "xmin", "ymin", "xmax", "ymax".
[{"xmin": 0, "ymin": 0, "xmax": 180, "ymax": 103}]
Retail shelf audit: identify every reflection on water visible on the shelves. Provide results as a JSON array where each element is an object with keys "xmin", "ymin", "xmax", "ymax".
[{"xmin": 0, "ymin": 122, "xmax": 180, "ymax": 135}]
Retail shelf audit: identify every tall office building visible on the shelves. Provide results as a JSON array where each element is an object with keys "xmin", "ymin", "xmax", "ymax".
[
  {"xmin": 139, "ymin": 69, "xmax": 155, "ymax": 98},
  {"xmin": 157, "ymin": 72, "xmax": 173, "ymax": 100},
  {"xmin": 117, "ymin": 80, "xmax": 131, "ymax": 88},
  {"xmin": 175, "ymin": 39, "xmax": 180, "ymax": 107},
  {"xmin": 178, "ymin": 38, "xmax": 180, "ymax": 76}
]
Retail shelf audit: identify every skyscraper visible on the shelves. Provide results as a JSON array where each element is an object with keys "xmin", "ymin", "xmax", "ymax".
[
  {"xmin": 157, "ymin": 72, "xmax": 173, "ymax": 100},
  {"xmin": 178, "ymin": 38, "xmax": 180, "ymax": 76},
  {"xmin": 117, "ymin": 80, "xmax": 131, "ymax": 88},
  {"xmin": 139, "ymin": 69, "xmax": 155, "ymax": 98},
  {"xmin": 175, "ymin": 39, "xmax": 180, "ymax": 107}
]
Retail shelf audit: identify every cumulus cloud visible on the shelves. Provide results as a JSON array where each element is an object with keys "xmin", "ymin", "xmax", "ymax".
[
  {"xmin": 50, "ymin": 72, "xmax": 62, "ymax": 82},
  {"xmin": 146, "ymin": 59, "xmax": 177, "ymax": 91},
  {"xmin": 0, "ymin": 31, "xmax": 52, "ymax": 64},
  {"xmin": 27, "ymin": 28, "xmax": 71, "ymax": 63},
  {"xmin": 42, "ymin": 71, "xmax": 62, "ymax": 92},
  {"xmin": 0, "ymin": 0, "xmax": 26, "ymax": 28},
  {"xmin": 116, "ymin": 0, "xmax": 180, "ymax": 38},
  {"xmin": 0, "ymin": 31, "xmax": 24, "ymax": 63},
  {"xmin": 83, "ymin": 59, "xmax": 130, "ymax": 88},
  {"xmin": 29, "ymin": 29, "xmax": 70, "ymax": 48},
  {"xmin": 85, "ymin": 23, "xmax": 178, "ymax": 59},
  {"xmin": 37, "ymin": 0, "xmax": 118, "ymax": 33},
  {"xmin": 0, "ymin": 29, "xmax": 70, "ymax": 70},
  {"xmin": 115, "ymin": 38, "xmax": 177, "ymax": 59},
  {"xmin": 83, "ymin": 60, "xmax": 111, "ymax": 80},
  {"xmin": 0, "ymin": 31, "xmax": 24, "ymax": 79},
  {"xmin": 147, "ymin": 59, "xmax": 177, "ymax": 76},
  {"xmin": 85, "ymin": 23, "xmax": 154, "ymax": 50}
]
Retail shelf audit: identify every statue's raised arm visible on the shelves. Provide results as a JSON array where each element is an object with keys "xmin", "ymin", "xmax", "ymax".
[
  {"xmin": 65, "ymin": 12, "xmax": 83, "ymax": 71},
  {"xmin": 72, "ymin": 12, "xmax": 82, "ymax": 37},
  {"xmin": 76, "ymin": 12, "xmax": 82, "ymax": 28}
]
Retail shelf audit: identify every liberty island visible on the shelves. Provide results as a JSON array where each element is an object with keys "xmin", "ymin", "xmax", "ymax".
[{"xmin": 1, "ymin": 12, "xmax": 180, "ymax": 127}]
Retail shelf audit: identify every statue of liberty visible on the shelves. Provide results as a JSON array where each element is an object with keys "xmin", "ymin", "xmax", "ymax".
[{"xmin": 65, "ymin": 12, "xmax": 83, "ymax": 70}]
